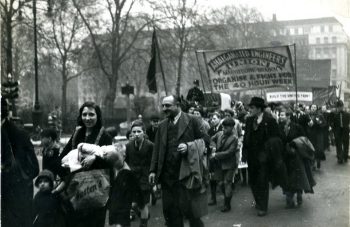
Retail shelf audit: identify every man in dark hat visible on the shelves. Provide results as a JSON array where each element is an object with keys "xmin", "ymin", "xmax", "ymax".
[
  {"xmin": 330, "ymin": 100, "xmax": 350, "ymax": 163},
  {"xmin": 242, "ymin": 97, "xmax": 280, "ymax": 216},
  {"xmin": 186, "ymin": 79, "xmax": 205, "ymax": 106}
]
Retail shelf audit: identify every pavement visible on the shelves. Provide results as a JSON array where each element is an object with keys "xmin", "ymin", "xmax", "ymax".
[{"xmin": 124, "ymin": 146, "xmax": 350, "ymax": 227}]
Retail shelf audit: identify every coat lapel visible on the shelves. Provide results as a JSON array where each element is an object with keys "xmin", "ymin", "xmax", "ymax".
[
  {"xmin": 177, "ymin": 113, "xmax": 190, "ymax": 140},
  {"xmin": 161, "ymin": 119, "xmax": 168, "ymax": 146}
]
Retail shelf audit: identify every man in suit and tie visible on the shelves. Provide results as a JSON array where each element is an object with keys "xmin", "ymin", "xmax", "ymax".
[
  {"xmin": 331, "ymin": 100, "xmax": 350, "ymax": 164},
  {"xmin": 149, "ymin": 95, "xmax": 209, "ymax": 227}
]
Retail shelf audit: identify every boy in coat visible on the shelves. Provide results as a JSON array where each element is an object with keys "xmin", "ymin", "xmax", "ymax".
[{"xmin": 210, "ymin": 117, "xmax": 239, "ymax": 212}]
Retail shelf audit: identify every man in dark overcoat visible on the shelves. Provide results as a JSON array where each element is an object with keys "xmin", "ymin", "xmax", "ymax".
[
  {"xmin": 242, "ymin": 97, "xmax": 280, "ymax": 217},
  {"xmin": 330, "ymin": 100, "xmax": 350, "ymax": 163},
  {"xmin": 149, "ymin": 95, "xmax": 209, "ymax": 227},
  {"xmin": 1, "ymin": 98, "xmax": 40, "ymax": 227}
]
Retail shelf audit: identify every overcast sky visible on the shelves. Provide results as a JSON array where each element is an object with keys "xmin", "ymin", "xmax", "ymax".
[{"xmin": 199, "ymin": 0, "xmax": 350, "ymax": 34}]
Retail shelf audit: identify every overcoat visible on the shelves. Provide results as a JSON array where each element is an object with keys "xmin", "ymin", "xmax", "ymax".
[
  {"xmin": 210, "ymin": 131, "xmax": 239, "ymax": 170},
  {"xmin": 150, "ymin": 112, "xmax": 209, "ymax": 218},
  {"xmin": 125, "ymin": 139, "xmax": 153, "ymax": 191}
]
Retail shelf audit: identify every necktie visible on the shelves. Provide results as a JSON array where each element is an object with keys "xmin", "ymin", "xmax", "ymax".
[
  {"xmin": 340, "ymin": 112, "xmax": 343, "ymax": 128},
  {"xmin": 253, "ymin": 117, "xmax": 258, "ymax": 131},
  {"xmin": 284, "ymin": 124, "xmax": 290, "ymax": 136}
]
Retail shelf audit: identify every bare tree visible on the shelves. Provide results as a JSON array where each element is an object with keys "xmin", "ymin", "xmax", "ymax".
[
  {"xmin": 205, "ymin": 5, "xmax": 275, "ymax": 49},
  {"xmin": 72, "ymin": 0, "xmax": 153, "ymax": 116},
  {"xmin": 150, "ymin": 0, "xmax": 202, "ymax": 96},
  {"xmin": 0, "ymin": 0, "xmax": 33, "ymax": 79},
  {"xmin": 44, "ymin": 0, "xmax": 95, "ymax": 129}
]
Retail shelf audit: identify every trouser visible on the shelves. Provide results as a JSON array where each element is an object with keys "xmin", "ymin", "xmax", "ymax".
[
  {"xmin": 248, "ymin": 161, "xmax": 269, "ymax": 211},
  {"xmin": 209, "ymin": 180, "xmax": 217, "ymax": 202},
  {"xmin": 286, "ymin": 190, "xmax": 302, "ymax": 206},
  {"xmin": 218, "ymin": 169, "xmax": 234, "ymax": 198},
  {"xmin": 161, "ymin": 183, "xmax": 204, "ymax": 227},
  {"xmin": 335, "ymin": 129, "xmax": 349, "ymax": 161}
]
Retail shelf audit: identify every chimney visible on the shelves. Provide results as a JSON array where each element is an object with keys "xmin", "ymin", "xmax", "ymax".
[{"xmin": 272, "ymin": 14, "xmax": 277, "ymax": 22}]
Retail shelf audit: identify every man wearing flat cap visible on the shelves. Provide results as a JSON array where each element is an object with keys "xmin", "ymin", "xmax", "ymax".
[
  {"xmin": 330, "ymin": 100, "xmax": 350, "ymax": 163},
  {"xmin": 242, "ymin": 97, "xmax": 280, "ymax": 216},
  {"xmin": 186, "ymin": 79, "xmax": 205, "ymax": 106}
]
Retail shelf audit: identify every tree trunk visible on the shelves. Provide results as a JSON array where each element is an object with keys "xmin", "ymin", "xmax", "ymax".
[
  {"xmin": 176, "ymin": 51, "xmax": 184, "ymax": 97},
  {"xmin": 6, "ymin": 11, "xmax": 12, "ymax": 76},
  {"xmin": 61, "ymin": 60, "xmax": 67, "ymax": 131},
  {"xmin": 104, "ymin": 76, "xmax": 118, "ymax": 117}
]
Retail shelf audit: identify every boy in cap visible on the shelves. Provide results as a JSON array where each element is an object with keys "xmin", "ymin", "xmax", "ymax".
[
  {"xmin": 209, "ymin": 117, "xmax": 239, "ymax": 212},
  {"xmin": 146, "ymin": 113, "xmax": 161, "ymax": 143},
  {"xmin": 40, "ymin": 128, "xmax": 61, "ymax": 178},
  {"xmin": 33, "ymin": 170, "xmax": 66, "ymax": 227}
]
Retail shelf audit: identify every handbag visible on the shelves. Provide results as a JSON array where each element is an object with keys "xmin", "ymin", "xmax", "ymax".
[{"xmin": 64, "ymin": 169, "xmax": 110, "ymax": 211}]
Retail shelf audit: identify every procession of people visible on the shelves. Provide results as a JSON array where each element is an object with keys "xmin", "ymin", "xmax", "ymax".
[{"xmin": 1, "ymin": 93, "xmax": 349, "ymax": 227}]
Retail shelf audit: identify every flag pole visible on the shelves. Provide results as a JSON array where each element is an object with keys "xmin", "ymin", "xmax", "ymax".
[
  {"xmin": 293, "ymin": 43, "xmax": 298, "ymax": 105},
  {"xmin": 195, "ymin": 51, "xmax": 206, "ymax": 94},
  {"xmin": 202, "ymin": 51, "xmax": 213, "ymax": 93},
  {"xmin": 154, "ymin": 28, "xmax": 168, "ymax": 95}
]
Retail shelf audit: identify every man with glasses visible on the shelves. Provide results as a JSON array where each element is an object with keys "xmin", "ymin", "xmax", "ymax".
[{"xmin": 149, "ymin": 95, "xmax": 209, "ymax": 227}]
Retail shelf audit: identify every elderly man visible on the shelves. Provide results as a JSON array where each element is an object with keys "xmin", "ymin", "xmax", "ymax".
[
  {"xmin": 242, "ymin": 97, "xmax": 281, "ymax": 217},
  {"xmin": 149, "ymin": 95, "xmax": 209, "ymax": 227}
]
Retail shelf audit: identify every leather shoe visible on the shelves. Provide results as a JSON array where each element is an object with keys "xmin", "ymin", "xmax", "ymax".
[
  {"xmin": 285, "ymin": 202, "xmax": 296, "ymax": 209},
  {"xmin": 208, "ymin": 200, "xmax": 217, "ymax": 206},
  {"xmin": 221, "ymin": 205, "xmax": 231, "ymax": 212},
  {"xmin": 257, "ymin": 210, "xmax": 267, "ymax": 217},
  {"xmin": 338, "ymin": 159, "xmax": 344, "ymax": 164}
]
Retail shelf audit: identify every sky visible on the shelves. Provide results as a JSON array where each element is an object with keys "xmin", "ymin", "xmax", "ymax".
[{"xmin": 198, "ymin": 0, "xmax": 350, "ymax": 35}]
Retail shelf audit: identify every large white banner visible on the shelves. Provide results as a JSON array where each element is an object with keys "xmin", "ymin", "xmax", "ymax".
[
  {"xmin": 203, "ymin": 46, "xmax": 295, "ymax": 93},
  {"xmin": 266, "ymin": 91, "xmax": 313, "ymax": 102}
]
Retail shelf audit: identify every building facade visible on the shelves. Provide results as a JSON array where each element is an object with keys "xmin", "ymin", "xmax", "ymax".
[{"xmin": 274, "ymin": 17, "xmax": 350, "ymax": 106}]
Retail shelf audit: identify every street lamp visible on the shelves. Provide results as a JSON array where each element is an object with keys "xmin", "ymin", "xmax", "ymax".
[{"xmin": 32, "ymin": 0, "xmax": 42, "ymax": 128}]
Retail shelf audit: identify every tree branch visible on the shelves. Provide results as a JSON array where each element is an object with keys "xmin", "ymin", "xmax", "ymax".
[{"xmin": 72, "ymin": 0, "xmax": 111, "ymax": 77}]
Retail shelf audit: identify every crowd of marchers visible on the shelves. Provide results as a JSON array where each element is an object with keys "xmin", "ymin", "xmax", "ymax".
[{"xmin": 1, "ymin": 86, "xmax": 349, "ymax": 227}]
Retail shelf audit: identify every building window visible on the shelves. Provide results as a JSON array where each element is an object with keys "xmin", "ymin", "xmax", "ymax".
[
  {"xmin": 316, "ymin": 37, "xmax": 320, "ymax": 44},
  {"xmin": 332, "ymin": 36, "xmax": 337, "ymax": 43},
  {"xmin": 324, "ymin": 47, "xmax": 329, "ymax": 55},
  {"xmin": 329, "ymin": 25, "xmax": 333, "ymax": 32},
  {"xmin": 332, "ymin": 47, "xmax": 337, "ymax": 55},
  {"xmin": 324, "ymin": 37, "xmax": 328, "ymax": 43},
  {"xmin": 316, "ymin": 48, "xmax": 321, "ymax": 55},
  {"xmin": 332, "ymin": 69, "xmax": 337, "ymax": 77},
  {"xmin": 320, "ymin": 25, "xmax": 325, "ymax": 33},
  {"xmin": 298, "ymin": 27, "xmax": 303, "ymax": 35},
  {"xmin": 303, "ymin": 27, "xmax": 310, "ymax": 34},
  {"xmin": 286, "ymin": 29, "xmax": 290, "ymax": 35}
]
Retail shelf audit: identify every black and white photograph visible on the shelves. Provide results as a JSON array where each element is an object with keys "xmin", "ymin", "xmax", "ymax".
[{"xmin": 1, "ymin": 0, "xmax": 350, "ymax": 226}]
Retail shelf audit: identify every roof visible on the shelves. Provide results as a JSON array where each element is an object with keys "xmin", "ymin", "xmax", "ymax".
[{"xmin": 276, "ymin": 17, "xmax": 341, "ymax": 26}]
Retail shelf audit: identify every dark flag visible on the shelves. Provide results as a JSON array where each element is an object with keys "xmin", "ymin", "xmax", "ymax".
[{"xmin": 147, "ymin": 30, "xmax": 160, "ymax": 93}]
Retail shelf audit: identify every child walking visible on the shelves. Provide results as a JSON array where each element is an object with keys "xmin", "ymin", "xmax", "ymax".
[{"xmin": 33, "ymin": 169, "xmax": 66, "ymax": 227}]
